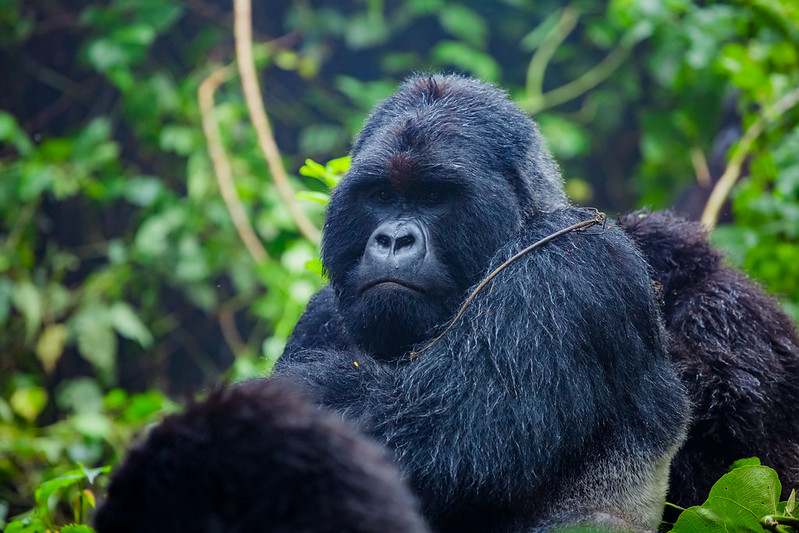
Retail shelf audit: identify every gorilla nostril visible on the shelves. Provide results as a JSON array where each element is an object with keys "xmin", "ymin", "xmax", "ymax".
[
  {"xmin": 395, "ymin": 235, "xmax": 415, "ymax": 250},
  {"xmin": 376, "ymin": 235, "xmax": 391, "ymax": 248}
]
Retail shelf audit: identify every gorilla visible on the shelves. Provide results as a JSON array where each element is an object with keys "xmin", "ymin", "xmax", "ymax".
[
  {"xmin": 94, "ymin": 379, "xmax": 430, "ymax": 533},
  {"xmin": 276, "ymin": 74, "xmax": 799, "ymax": 531},
  {"xmin": 619, "ymin": 210, "xmax": 799, "ymax": 508},
  {"xmin": 276, "ymin": 74, "xmax": 691, "ymax": 532}
]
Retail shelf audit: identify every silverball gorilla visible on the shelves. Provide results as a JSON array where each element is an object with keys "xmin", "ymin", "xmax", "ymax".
[
  {"xmin": 94, "ymin": 379, "xmax": 430, "ymax": 533},
  {"xmin": 276, "ymin": 74, "xmax": 692, "ymax": 532}
]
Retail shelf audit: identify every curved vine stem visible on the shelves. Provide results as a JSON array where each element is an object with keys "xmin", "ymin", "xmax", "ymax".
[
  {"xmin": 525, "ymin": 6, "xmax": 580, "ymax": 100},
  {"xmin": 520, "ymin": 44, "xmax": 631, "ymax": 115},
  {"xmin": 198, "ymin": 65, "xmax": 269, "ymax": 264},
  {"xmin": 233, "ymin": 0, "xmax": 321, "ymax": 244},
  {"xmin": 519, "ymin": 5, "xmax": 638, "ymax": 116},
  {"xmin": 701, "ymin": 86, "xmax": 799, "ymax": 230}
]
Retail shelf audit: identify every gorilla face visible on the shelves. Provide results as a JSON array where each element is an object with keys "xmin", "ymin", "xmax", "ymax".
[
  {"xmin": 327, "ymin": 166, "xmax": 519, "ymax": 359},
  {"xmin": 320, "ymin": 76, "xmax": 561, "ymax": 360}
]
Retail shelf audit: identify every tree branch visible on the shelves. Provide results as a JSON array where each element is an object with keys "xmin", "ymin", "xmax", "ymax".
[
  {"xmin": 701, "ymin": 86, "xmax": 799, "ymax": 230},
  {"xmin": 520, "ymin": 44, "xmax": 631, "ymax": 115},
  {"xmin": 198, "ymin": 65, "xmax": 269, "ymax": 264},
  {"xmin": 233, "ymin": 0, "xmax": 321, "ymax": 244},
  {"xmin": 525, "ymin": 6, "xmax": 580, "ymax": 99}
]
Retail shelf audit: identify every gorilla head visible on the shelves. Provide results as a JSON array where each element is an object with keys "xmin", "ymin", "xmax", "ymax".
[
  {"xmin": 322, "ymin": 75, "xmax": 567, "ymax": 359},
  {"xmin": 94, "ymin": 380, "xmax": 430, "ymax": 533}
]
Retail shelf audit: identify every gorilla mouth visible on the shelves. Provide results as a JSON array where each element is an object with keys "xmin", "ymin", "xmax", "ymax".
[{"xmin": 361, "ymin": 279, "xmax": 424, "ymax": 294}]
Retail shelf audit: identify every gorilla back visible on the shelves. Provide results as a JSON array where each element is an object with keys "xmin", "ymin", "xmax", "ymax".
[{"xmin": 277, "ymin": 75, "xmax": 690, "ymax": 532}]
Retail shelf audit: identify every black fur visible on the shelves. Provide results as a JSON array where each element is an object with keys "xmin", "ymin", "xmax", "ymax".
[
  {"xmin": 619, "ymin": 210, "xmax": 799, "ymax": 506},
  {"xmin": 94, "ymin": 379, "xmax": 430, "ymax": 533},
  {"xmin": 276, "ymin": 75, "xmax": 690, "ymax": 532}
]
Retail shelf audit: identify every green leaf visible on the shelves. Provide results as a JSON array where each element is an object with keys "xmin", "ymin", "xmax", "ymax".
[
  {"xmin": 3, "ymin": 517, "xmax": 47, "ymax": 533},
  {"xmin": 537, "ymin": 115, "xmax": 591, "ymax": 158},
  {"xmin": 35, "ymin": 473, "xmax": 85, "ymax": 508},
  {"xmin": 334, "ymin": 76, "xmax": 398, "ymax": 110},
  {"xmin": 112, "ymin": 24, "xmax": 156, "ymax": 46},
  {"xmin": 72, "ymin": 304, "xmax": 117, "ymax": 381},
  {"xmin": 439, "ymin": 5, "xmax": 488, "ymax": 48},
  {"xmin": 35, "ymin": 324, "xmax": 69, "ymax": 374},
  {"xmin": 345, "ymin": 13, "xmax": 387, "ymax": 49},
  {"xmin": 62, "ymin": 525, "xmax": 96, "ymax": 533},
  {"xmin": 305, "ymin": 258, "xmax": 324, "ymax": 277},
  {"xmin": 299, "ymin": 124, "xmax": 345, "ymax": 155},
  {"xmin": 326, "ymin": 156, "xmax": 351, "ymax": 177},
  {"xmin": 57, "ymin": 378, "xmax": 104, "ymax": 414},
  {"xmin": 110, "ymin": 301, "xmax": 153, "ymax": 347},
  {"xmin": 122, "ymin": 390, "xmax": 172, "ymax": 423},
  {"xmin": 159, "ymin": 125, "xmax": 199, "ymax": 156},
  {"xmin": 86, "ymin": 38, "xmax": 128, "ymax": 72},
  {"xmin": 0, "ymin": 111, "xmax": 33, "ymax": 155},
  {"xmin": 12, "ymin": 280, "xmax": 42, "ymax": 340},
  {"xmin": 0, "ymin": 276, "xmax": 13, "ymax": 325},
  {"xmin": 133, "ymin": 207, "xmax": 185, "ymax": 258},
  {"xmin": 299, "ymin": 159, "xmax": 328, "ymax": 180},
  {"xmin": 71, "ymin": 412, "xmax": 112, "ymax": 439},
  {"xmin": 124, "ymin": 176, "xmax": 163, "ymax": 206},
  {"xmin": 730, "ymin": 457, "xmax": 762, "ymax": 470},
  {"xmin": 296, "ymin": 191, "xmax": 330, "ymax": 205},
  {"xmin": 672, "ymin": 465, "xmax": 782, "ymax": 532},
  {"xmin": 407, "ymin": 0, "xmax": 445, "ymax": 14},
  {"xmin": 10, "ymin": 386, "xmax": 48, "ymax": 422},
  {"xmin": 431, "ymin": 41, "xmax": 501, "ymax": 81},
  {"xmin": 786, "ymin": 489, "xmax": 796, "ymax": 516}
]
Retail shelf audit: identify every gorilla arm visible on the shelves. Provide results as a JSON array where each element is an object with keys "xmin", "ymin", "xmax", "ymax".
[{"xmin": 276, "ymin": 207, "xmax": 689, "ymax": 532}]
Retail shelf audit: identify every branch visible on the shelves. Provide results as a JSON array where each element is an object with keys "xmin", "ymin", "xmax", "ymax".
[
  {"xmin": 690, "ymin": 147, "xmax": 711, "ymax": 187},
  {"xmin": 525, "ymin": 6, "xmax": 580, "ymax": 99},
  {"xmin": 701, "ymin": 86, "xmax": 799, "ymax": 230},
  {"xmin": 219, "ymin": 307, "xmax": 248, "ymax": 357},
  {"xmin": 520, "ymin": 44, "xmax": 631, "ymax": 115},
  {"xmin": 233, "ymin": 0, "xmax": 321, "ymax": 244},
  {"xmin": 198, "ymin": 65, "xmax": 269, "ymax": 263}
]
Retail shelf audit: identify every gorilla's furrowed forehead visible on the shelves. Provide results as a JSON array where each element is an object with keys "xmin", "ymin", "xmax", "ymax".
[{"xmin": 348, "ymin": 74, "xmax": 567, "ymax": 213}]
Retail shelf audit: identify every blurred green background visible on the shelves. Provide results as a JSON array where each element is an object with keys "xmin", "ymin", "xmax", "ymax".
[{"xmin": 1, "ymin": 0, "xmax": 798, "ymax": 529}]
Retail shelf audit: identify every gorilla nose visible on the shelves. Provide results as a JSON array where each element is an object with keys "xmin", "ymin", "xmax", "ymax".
[{"xmin": 366, "ymin": 220, "xmax": 426, "ymax": 267}]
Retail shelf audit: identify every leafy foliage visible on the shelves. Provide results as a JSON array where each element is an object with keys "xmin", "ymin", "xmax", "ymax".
[{"xmin": 668, "ymin": 458, "xmax": 798, "ymax": 533}]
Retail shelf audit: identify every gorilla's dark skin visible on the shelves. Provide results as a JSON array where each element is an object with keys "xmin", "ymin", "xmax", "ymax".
[
  {"xmin": 276, "ymin": 75, "xmax": 690, "ymax": 532},
  {"xmin": 94, "ymin": 379, "xmax": 430, "ymax": 533}
]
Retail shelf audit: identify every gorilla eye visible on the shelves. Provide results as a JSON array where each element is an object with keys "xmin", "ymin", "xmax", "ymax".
[
  {"xmin": 373, "ymin": 189, "xmax": 394, "ymax": 202},
  {"xmin": 422, "ymin": 190, "xmax": 445, "ymax": 205}
]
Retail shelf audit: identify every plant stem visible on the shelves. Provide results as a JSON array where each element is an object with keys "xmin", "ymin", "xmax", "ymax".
[
  {"xmin": 198, "ymin": 65, "xmax": 269, "ymax": 264},
  {"xmin": 701, "ymin": 86, "xmax": 799, "ymax": 230},
  {"xmin": 233, "ymin": 0, "xmax": 321, "ymax": 244}
]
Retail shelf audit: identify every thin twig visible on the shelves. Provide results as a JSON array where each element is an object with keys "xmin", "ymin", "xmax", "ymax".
[
  {"xmin": 701, "ymin": 86, "xmax": 799, "ymax": 229},
  {"xmin": 410, "ymin": 209, "xmax": 606, "ymax": 359},
  {"xmin": 198, "ymin": 65, "xmax": 269, "ymax": 263},
  {"xmin": 233, "ymin": 0, "xmax": 321, "ymax": 243}
]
